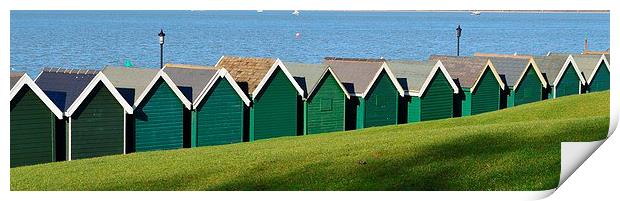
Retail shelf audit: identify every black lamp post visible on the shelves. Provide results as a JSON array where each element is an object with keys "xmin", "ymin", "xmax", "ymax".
[
  {"xmin": 158, "ymin": 29, "xmax": 166, "ymax": 69},
  {"xmin": 456, "ymin": 25, "xmax": 462, "ymax": 56}
]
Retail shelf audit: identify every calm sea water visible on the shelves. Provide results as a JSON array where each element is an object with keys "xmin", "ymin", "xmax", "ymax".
[{"xmin": 11, "ymin": 10, "xmax": 609, "ymax": 77}]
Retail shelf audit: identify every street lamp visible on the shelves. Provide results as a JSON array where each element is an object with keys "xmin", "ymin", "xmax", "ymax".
[
  {"xmin": 158, "ymin": 29, "xmax": 166, "ymax": 69},
  {"xmin": 456, "ymin": 25, "xmax": 462, "ymax": 56}
]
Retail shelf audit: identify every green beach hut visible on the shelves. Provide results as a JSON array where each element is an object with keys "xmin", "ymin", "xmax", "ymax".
[
  {"xmin": 215, "ymin": 56, "xmax": 304, "ymax": 141},
  {"xmin": 102, "ymin": 67, "xmax": 192, "ymax": 152},
  {"xmin": 10, "ymin": 72, "xmax": 64, "ymax": 167},
  {"xmin": 572, "ymin": 54, "xmax": 610, "ymax": 92},
  {"xmin": 164, "ymin": 64, "xmax": 251, "ymax": 146},
  {"xmin": 324, "ymin": 57, "xmax": 405, "ymax": 129},
  {"xmin": 387, "ymin": 60, "xmax": 459, "ymax": 122},
  {"xmin": 430, "ymin": 56, "xmax": 505, "ymax": 116},
  {"xmin": 535, "ymin": 55, "xmax": 587, "ymax": 98},
  {"xmin": 285, "ymin": 62, "xmax": 351, "ymax": 134},
  {"xmin": 478, "ymin": 56, "xmax": 548, "ymax": 107},
  {"xmin": 36, "ymin": 68, "xmax": 133, "ymax": 161}
]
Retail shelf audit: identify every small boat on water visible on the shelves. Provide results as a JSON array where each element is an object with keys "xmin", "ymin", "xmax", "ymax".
[
  {"xmin": 257, "ymin": 10, "xmax": 263, "ymax": 13},
  {"xmin": 470, "ymin": 11, "xmax": 481, "ymax": 16},
  {"xmin": 292, "ymin": 10, "xmax": 300, "ymax": 16}
]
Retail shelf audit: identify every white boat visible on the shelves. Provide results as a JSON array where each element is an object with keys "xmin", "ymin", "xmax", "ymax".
[
  {"xmin": 470, "ymin": 11, "xmax": 481, "ymax": 16},
  {"xmin": 257, "ymin": 10, "xmax": 263, "ymax": 13},
  {"xmin": 292, "ymin": 10, "xmax": 300, "ymax": 16}
]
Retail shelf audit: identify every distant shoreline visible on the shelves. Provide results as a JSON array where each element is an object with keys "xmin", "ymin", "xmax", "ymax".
[{"xmin": 311, "ymin": 10, "xmax": 610, "ymax": 13}]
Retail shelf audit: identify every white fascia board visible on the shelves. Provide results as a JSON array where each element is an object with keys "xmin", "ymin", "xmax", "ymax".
[
  {"xmin": 250, "ymin": 58, "xmax": 305, "ymax": 100},
  {"xmin": 134, "ymin": 70, "xmax": 192, "ymax": 110}
]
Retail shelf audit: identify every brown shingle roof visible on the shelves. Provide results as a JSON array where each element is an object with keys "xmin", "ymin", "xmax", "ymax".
[
  {"xmin": 323, "ymin": 57, "xmax": 385, "ymax": 95},
  {"xmin": 215, "ymin": 56, "xmax": 276, "ymax": 94},
  {"xmin": 429, "ymin": 55, "xmax": 488, "ymax": 89}
]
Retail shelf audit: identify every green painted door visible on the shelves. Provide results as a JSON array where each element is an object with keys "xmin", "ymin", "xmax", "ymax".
[
  {"xmin": 589, "ymin": 63, "xmax": 610, "ymax": 92},
  {"xmin": 306, "ymin": 73, "xmax": 346, "ymax": 134},
  {"xmin": 420, "ymin": 71, "xmax": 454, "ymax": 120},
  {"xmin": 10, "ymin": 86, "xmax": 56, "ymax": 167},
  {"xmin": 252, "ymin": 68, "xmax": 298, "ymax": 140},
  {"xmin": 71, "ymin": 83, "xmax": 124, "ymax": 160},
  {"xmin": 364, "ymin": 71, "xmax": 398, "ymax": 128},
  {"xmin": 134, "ymin": 79, "xmax": 184, "ymax": 152},
  {"xmin": 555, "ymin": 63, "xmax": 581, "ymax": 97},
  {"xmin": 471, "ymin": 68, "xmax": 500, "ymax": 115},
  {"xmin": 514, "ymin": 66, "xmax": 543, "ymax": 106},
  {"xmin": 196, "ymin": 78, "xmax": 244, "ymax": 146}
]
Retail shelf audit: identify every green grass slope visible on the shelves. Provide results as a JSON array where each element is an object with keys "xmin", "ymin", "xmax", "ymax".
[{"xmin": 10, "ymin": 91, "xmax": 610, "ymax": 191}]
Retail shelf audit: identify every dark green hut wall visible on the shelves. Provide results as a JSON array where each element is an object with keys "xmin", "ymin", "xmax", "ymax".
[
  {"xmin": 555, "ymin": 63, "xmax": 581, "ymax": 97},
  {"xmin": 134, "ymin": 79, "xmax": 184, "ymax": 152},
  {"xmin": 10, "ymin": 86, "xmax": 56, "ymax": 167},
  {"xmin": 364, "ymin": 71, "xmax": 398, "ymax": 127},
  {"xmin": 252, "ymin": 68, "xmax": 298, "ymax": 140},
  {"xmin": 196, "ymin": 78, "xmax": 244, "ymax": 145},
  {"xmin": 71, "ymin": 83, "xmax": 124, "ymax": 160},
  {"xmin": 306, "ymin": 73, "xmax": 346, "ymax": 134},
  {"xmin": 514, "ymin": 66, "xmax": 543, "ymax": 106},
  {"xmin": 420, "ymin": 71, "xmax": 454, "ymax": 120},
  {"xmin": 471, "ymin": 68, "xmax": 500, "ymax": 115},
  {"xmin": 589, "ymin": 63, "xmax": 610, "ymax": 92}
]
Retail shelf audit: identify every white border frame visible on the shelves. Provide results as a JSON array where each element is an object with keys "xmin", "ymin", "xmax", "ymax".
[{"xmin": 9, "ymin": 73, "xmax": 64, "ymax": 119}]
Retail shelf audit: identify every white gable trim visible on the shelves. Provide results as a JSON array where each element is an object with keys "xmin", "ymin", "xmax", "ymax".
[
  {"xmin": 193, "ymin": 68, "xmax": 252, "ymax": 109},
  {"xmin": 65, "ymin": 72, "xmax": 134, "ymax": 116},
  {"xmin": 587, "ymin": 54, "xmax": 610, "ymax": 84},
  {"xmin": 10, "ymin": 74, "xmax": 64, "ymax": 119},
  {"xmin": 470, "ymin": 60, "xmax": 506, "ymax": 92},
  {"xmin": 361, "ymin": 62, "xmax": 406, "ymax": 98},
  {"xmin": 307, "ymin": 67, "xmax": 351, "ymax": 100},
  {"xmin": 411, "ymin": 60, "xmax": 460, "ymax": 97},
  {"xmin": 514, "ymin": 58, "xmax": 549, "ymax": 90},
  {"xmin": 251, "ymin": 58, "xmax": 305, "ymax": 99},
  {"xmin": 554, "ymin": 55, "xmax": 587, "ymax": 87},
  {"xmin": 134, "ymin": 70, "xmax": 192, "ymax": 110}
]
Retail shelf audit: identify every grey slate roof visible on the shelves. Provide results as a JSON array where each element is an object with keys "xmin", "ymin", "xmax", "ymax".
[
  {"xmin": 605, "ymin": 54, "xmax": 610, "ymax": 63},
  {"xmin": 532, "ymin": 55, "xmax": 569, "ymax": 86},
  {"xmin": 323, "ymin": 57, "xmax": 385, "ymax": 95},
  {"xmin": 162, "ymin": 64, "xmax": 219, "ymax": 102},
  {"xmin": 386, "ymin": 60, "xmax": 436, "ymax": 94},
  {"xmin": 572, "ymin": 54, "xmax": 603, "ymax": 81},
  {"xmin": 282, "ymin": 62, "xmax": 328, "ymax": 97},
  {"xmin": 102, "ymin": 66, "xmax": 159, "ymax": 104},
  {"xmin": 477, "ymin": 57, "xmax": 530, "ymax": 87},
  {"xmin": 10, "ymin": 72, "xmax": 25, "ymax": 89},
  {"xmin": 429, "ymin": 55, "xmax": 487, "ymax": 89},
  {"xmin": 35, "ymin": 68, "xmax": 99, "ymax": 111}
]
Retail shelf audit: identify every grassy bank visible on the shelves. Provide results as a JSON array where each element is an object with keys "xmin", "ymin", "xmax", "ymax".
[{"xmin": 10, "ymin": 91, "xmax": 610, "ymax": 191}]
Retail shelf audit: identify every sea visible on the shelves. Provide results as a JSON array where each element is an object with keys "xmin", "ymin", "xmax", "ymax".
[{"xmin": 10, "ymin": 10, "xmax": 610, "ymax": 77}]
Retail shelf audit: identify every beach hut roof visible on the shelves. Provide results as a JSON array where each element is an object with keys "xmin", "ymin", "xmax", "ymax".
[
  {"xmin": 282, "ymin": 62, "xmax": 328, "ymax": 96},
  {"xmin": 35, "ymin": 68, "xmax": 133, "ymax": 116},
  {"xmin": 572, "ymin": 54, "xmax": 604, "ymax": 82},
  {"xmin": 101, "ymin": 66, "xmax": 159, "ymax": 103},
  {"xmin": 215, "ymin": 56, "xmax": 304, "ymax": 99},
  {"xmin": 10, "ymin": 72, "xmax": 25, "ymax": 89},
  {"xmin": 478, "ymin": 57, "xmax": 531, "ymax": 87},
  {"xmin": 103, "ymin": 66, "xmax": 192, "ymax": 109},
  {"xmin": 387, "ymin": 60, "xmax": 459, "ymax": 96},
  {"xmin": 429, "ymin": 55, "xmax": 489, "ymax": 89},
  {"xmin": 532, "ymin": 55, "xmax": 570, "ymax": 85},
  {"xmin": 10, "ymin": 72, "xmax": 64, "ymax": 119},
  {"xmin": 323, "ymin": 57, "xmax": 404, "ymax": 97},
  {"xmin": 162, "ymin": 64, "xmax": 219, "ymax": 102}
]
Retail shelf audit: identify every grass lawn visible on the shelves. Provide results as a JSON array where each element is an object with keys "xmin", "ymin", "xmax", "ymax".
[{"xmin": 10, "ymin": 91, "xmax": 609, "ymax": 191}]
